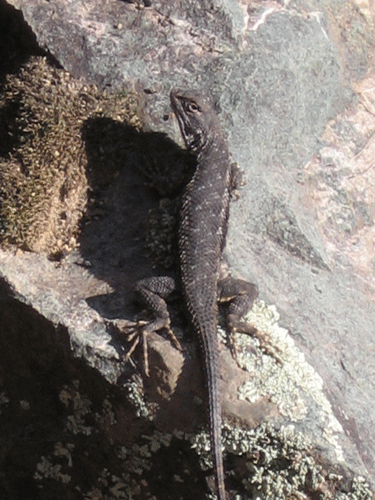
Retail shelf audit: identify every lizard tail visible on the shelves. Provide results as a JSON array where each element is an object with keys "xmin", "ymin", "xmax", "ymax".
[
  {"xmin": 209, "ymin": 382, "xmax": 226, "ymax": 500},
  {"xmin": 200, "ymin": 324, "xmax": 226, "ymax": 500}
]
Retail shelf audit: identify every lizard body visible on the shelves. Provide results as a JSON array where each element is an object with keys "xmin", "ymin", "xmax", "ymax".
[
  {"xmin": 127, "ymin": 89, "xmax": 259, "ymax": 500},
  {"xmin": 171, "ymin": 89, "xmax": 232, "ymax": 500}
]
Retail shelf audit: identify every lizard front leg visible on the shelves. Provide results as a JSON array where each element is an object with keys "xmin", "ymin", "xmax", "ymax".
[
  {"xmin": 229, "ymin": 161, "xmax": 246, "ymax": 200},
  {"xmin": 123, "ymin": 276, "xmax": 181, "ymax": 375}
]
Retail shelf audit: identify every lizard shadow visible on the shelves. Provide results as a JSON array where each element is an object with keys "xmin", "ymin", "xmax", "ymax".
[
  {"xmin": 79, "ymin": 114, "xmax": 195, "ymax": 320},
  {"xmin": 79, "ymin": 114, "xmax": 202, "ymax": 366}
]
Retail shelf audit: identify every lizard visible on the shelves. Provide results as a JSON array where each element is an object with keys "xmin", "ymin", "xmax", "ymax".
[{"xmin": 125, "ymin": 89, "xmax": 260, "ymax": 500}]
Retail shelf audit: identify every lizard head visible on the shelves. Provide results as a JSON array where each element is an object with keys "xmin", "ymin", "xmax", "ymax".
[{"xmin": 170, "ymin": 88, "xmax": 221, "ymax": 153}]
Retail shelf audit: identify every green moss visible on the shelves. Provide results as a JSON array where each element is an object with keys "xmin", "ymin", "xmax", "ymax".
[{"xmin": 0, "ymin": 56, "xmax": 142, "ymax": 253}]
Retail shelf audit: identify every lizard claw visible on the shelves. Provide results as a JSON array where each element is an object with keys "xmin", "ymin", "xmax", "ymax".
[
  {"xmin": 118, "ymin": 318, "xmax": 182, "ymax": 376},
  {"xmin": 251, "ymin": 329, "xmax": 282, "ymax": 365},
  {"xmin": 229, "ymin": 320, "xmax": 283, "ymax": 365}
]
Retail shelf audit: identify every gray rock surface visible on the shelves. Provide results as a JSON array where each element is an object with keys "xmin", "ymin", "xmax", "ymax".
[{"xmin": 1, "ymin": 0, "xmax": 375, "ymax": 498}]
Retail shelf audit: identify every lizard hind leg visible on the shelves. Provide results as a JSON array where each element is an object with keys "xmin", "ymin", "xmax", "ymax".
[
  {"xmin": 218, "ymin": 276, "xmax": 281, "ymax": 363},
  {"xmin": 218, "ymin": 276, "xmax": 259, "ymax": 334},
  {"xmin": 123, "ymin": 276, "xmax": 181, "ymax": 375}
]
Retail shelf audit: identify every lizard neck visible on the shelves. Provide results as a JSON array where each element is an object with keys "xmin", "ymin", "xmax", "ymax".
[{"xmin": 193, "ymin": 132, "xmax": 230, "ymax": 172}]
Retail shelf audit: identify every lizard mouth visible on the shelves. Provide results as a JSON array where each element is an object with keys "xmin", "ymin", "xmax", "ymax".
[
  {"xmin": 169, "ymin": 88, "xmax": 181, "ymax": 115},
  {"xmin": 170, "ymin": 88, "xmax": 193, "ymax": 147}
]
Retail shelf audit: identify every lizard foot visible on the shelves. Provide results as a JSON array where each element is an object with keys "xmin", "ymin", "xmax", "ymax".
[
  {"xmin": 121, "ymin": 318, "xmax": 182, "ymax": 376},
  {"xmin": 229, "ymin": 319, "xmax": 282, "ymax": 365}
]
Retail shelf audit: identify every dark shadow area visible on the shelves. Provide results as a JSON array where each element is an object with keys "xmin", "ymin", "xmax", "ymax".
[
  {"xmin": 144, "ymin": 437, "xmax": 209, "ymax": 500},
  {"xmin": 79, "ymin": 115, "xmax": 195, "ymax": 320},
  {"xmin": 0, "ymin": 296, "xmax": 157, "ymax": 500}
]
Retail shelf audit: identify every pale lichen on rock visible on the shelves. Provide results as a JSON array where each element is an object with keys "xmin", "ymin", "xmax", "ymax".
[
  {"xmin": 229, "ymin": 300, "xmax": 344, "ymax": 448},
  {"xmin": 34, "ymin": 456, "xmax": 72, "ymax": 485},
  {"xmin": 192, "ymin": 422, "xmax": 372, "ymax": 499},
  {"xmin": 0, "ymin": 391, "xmax": 10, "ymax": 412}
]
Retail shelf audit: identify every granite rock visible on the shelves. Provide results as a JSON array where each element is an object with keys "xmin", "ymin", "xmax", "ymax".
[{"xmin": 1, "ymin": 0, "xmax": 375, "ymax": 498}]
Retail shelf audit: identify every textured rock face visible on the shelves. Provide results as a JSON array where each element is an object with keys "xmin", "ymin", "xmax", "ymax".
[{"xmin": 1, "ymin": 0, "xmax": 375, "ymax": 498}]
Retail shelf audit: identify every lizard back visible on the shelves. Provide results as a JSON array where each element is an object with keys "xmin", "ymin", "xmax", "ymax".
[{"xmin": 171, "ymin": 88, "xmax": 232, "ymax": 500}]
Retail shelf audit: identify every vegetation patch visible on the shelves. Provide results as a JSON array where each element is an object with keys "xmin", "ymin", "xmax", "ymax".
[{"xmin": 0, "ymin": 56, "xmax": 142, "ymax": 254}]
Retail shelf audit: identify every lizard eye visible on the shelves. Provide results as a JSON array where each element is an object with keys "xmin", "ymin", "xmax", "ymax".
[{"xmin": 186, "ymin": 101, "xmax": 200, "ymax": 113}]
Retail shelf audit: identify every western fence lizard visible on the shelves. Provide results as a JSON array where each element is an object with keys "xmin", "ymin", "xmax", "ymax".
[{"xmin": 125, "ymin": 89, "xmax": 259, "ymax": 500}]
